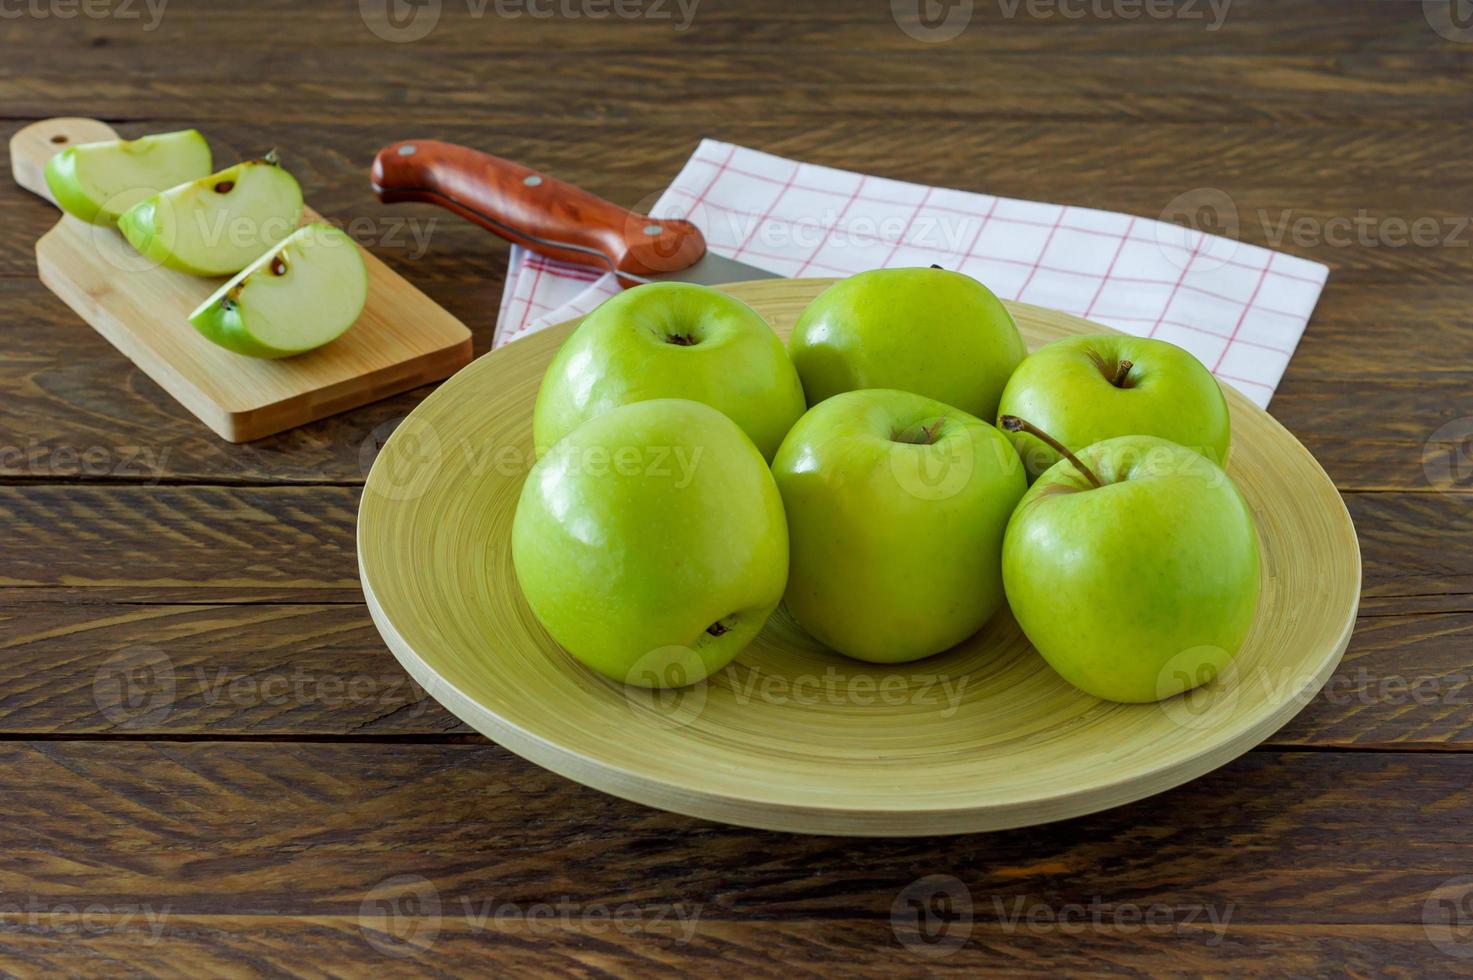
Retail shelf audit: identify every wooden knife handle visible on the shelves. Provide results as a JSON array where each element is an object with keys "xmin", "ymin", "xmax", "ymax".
[{"xmin": 371, "ymin": 139, "xmax": 705, "ymax": 280}]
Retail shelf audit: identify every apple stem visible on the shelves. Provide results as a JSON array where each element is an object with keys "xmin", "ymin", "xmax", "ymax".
[
  {"xmin": 999, "ymin": 415, "xmax": 1103, "ymax": 489},
  {"xmin": 894, "ymin": 417, "xmax": 946, "ymax": 446},
  {"xmin": 1112, "ymin": 359, "xmax": 1134, "ymax": 388}
]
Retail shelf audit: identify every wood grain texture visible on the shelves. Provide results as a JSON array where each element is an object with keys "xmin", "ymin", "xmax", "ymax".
[
  {"xmin": 6, "ymin": 112, "xmax": 1473, "ymax": 484},
  {"xmin": 0, "ymin": 919, "xmax": 1455, "ymax": 978},
  {"xmin": 2, "ymin": 120, "xmax": 1469, "ymax": 285},
  {"xmin": 0, "ymin": 485, "xmax": 1462, "ymax": 610},
  {"xmin": 0, "ymin": 485, "xmax": 363, "ymax": 601},
  {"xmin": 1, "ymin": 601, "xmax": 1469, "ymax": 749},
  {"xmin": 0, "ymin": 0, "xmax": 1469, "ymax": 970},
  {"xmin": 0, "ymin": 603, "xmax": 464, "ymax": 736},
  {"xmin": 11, "ymin": 118, "xmax": 473, "ymax": 442},
  {"xmin": 0, "ymin": 742, "xmax": 1464, "ymax": 926},
  {"xmin": 0, "ymin": 2, "xmax": 1468, "ymax": 126},
  {"xmin": 5, "ymin": 277, "xmax": 1472, "ymax": 491}
]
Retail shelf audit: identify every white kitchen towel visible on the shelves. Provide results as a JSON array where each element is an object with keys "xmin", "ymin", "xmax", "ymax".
[{"xmin": 494, "ymin": 140, "xmax": 1328, "ymax": 408}]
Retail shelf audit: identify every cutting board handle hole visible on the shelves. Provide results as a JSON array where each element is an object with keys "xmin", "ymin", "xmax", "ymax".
[{"xmin": 49, "ymin": 135, "xmax": 67, "ymax": 144}]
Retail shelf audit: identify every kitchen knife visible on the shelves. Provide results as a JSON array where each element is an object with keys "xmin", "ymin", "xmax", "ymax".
[{"xmin": 370, "ymin": 140, "xmax": 778, "ymax": 288}]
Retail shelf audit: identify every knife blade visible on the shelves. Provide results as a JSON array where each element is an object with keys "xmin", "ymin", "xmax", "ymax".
[
  {"xmin": 617, "ymin": 250, "xmax": 778, "ymax": 287},
  {"xmin": 370, "ymin": 139, "xmax": 777, "ymax": 288}
]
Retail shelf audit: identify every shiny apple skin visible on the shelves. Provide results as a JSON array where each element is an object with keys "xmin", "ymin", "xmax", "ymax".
[
  {"xmin": 997, "ymin": 334, "xmax": 1231, "ymax": 480},
  {"xmin": 1002, "ymin": 435, "xmax": 1260, "ymax": 703},
  {"xmin": 512, "ymin": 399, "xmax": 788, "ymax": 688},
  {"xmin": 787, "ymin": 268, "xmax": 1026, "ymax": 421},
  {"xmin": 532, "ymin": 281, "xmax": 805, "ymax": 461},
  {"xmin": 772, "ymin": 388, "xmax": 1026, "ymax": 664}
]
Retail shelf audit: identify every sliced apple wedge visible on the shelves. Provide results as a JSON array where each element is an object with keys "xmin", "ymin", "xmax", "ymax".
[
  {"xmin": 118, "ymin": 155, "xmax": 304, "ymax": 276},
  {"xmin": 44, "ymin": 129, "xmax": 212, "ymax": 226},
  {"xmin": 188, "ymin": 223, "xmax": 367, "ymax": 359}
]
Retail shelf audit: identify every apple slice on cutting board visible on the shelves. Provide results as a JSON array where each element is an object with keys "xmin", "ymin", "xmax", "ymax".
[
  {"xmin": 191, "ymin": 222, "xmax": 368, "ymax": 359},
  {"xmin": 8, "ymin": 117, "xmax": 471, "ymax": 443},
  {"xmin": 44, "ymin": 128, "xmax": 212, "ymax": 226},
  {"xmin": 119, "ymin": 155, "xmax": 305, "ymax": 276}
]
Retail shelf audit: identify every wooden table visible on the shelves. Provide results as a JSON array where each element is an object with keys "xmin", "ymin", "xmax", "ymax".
[{"xmin": 3, "ymin": 1, "xmax": 1470, "ymax": 973}]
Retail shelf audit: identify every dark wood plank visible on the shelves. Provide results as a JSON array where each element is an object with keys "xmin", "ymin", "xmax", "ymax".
[
  {"xmin": 2, "ymin": 601, "xmax": 1471, "ymax": 750},
  {"xmin": 3, "ymin": 270, "xmax": 1473, "ymax": 489},
  {"xmin": 0, "ymin": 918, "xmax": 1451, "ymax": 977},
  {"xmin": 0, "ymin": 0, "xmax": 1449, "ymax": 57},
  {"xmin": 0, "ymin": 603, "xmax": 466, "ymax": 736},
  {"xmin": 0, "ymin": 0, "xmax": 1465, "ymax": 973},
  {"xmin": 8, "ymin": 119, "xmax": 1473, "ymax": 284},
  {"xmin": 0, "ymin": 742, "xmax": 1467, "ymax": 927},
  {"xmin": 1351, "ymin": 492, "xmax": 1473, "ymax": 615},
  {"xmin": 1270, "ymin": 612, "xmax": 1473, "ymax": 746},
  {"xmin": 1, "ymin": 1, "xmax": 1468, "ymax": 126},
  {"xmin": 0, "ymin": 486, "xmax": 1455, "ymax": 613},
  {"xmin": 7, "ymin": 117, "xmax": 1471, "ymax": 264},
  {"xmin": 0, "ymin": 486, "xmax": 362, "ymax": 602},
  {"xmin": 0, "ymin": 0, "xmax": 1464, "ymax": 956},
  {"xmin": 1272, "ymin": 380, "xmax": 1473, "ymax": 494},
  {"xmin": 0, "ymin": 486, "xmax": 363, "ymax": 601},
  {"xmin": 3, "ymin": 104, "xmax": 1470, "ymax": 485}
]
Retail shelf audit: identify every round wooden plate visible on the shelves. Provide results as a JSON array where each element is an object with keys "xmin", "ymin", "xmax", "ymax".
[{"xmin": 358, "ymin": 278, "xmax": 1361, "ymax": 836}]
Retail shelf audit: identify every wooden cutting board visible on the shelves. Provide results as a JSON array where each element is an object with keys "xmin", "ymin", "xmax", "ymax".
[{"xmin": 9, "ymin": 117, "xmax": 473, "ymax": 443}]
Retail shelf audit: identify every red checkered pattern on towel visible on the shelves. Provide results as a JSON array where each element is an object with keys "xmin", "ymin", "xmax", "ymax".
[{"xmin": 495, "ymin": 140, "xmax": 1328, "ymax": 409}]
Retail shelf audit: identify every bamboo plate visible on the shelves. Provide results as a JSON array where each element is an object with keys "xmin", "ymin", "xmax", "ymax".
[{"xmin": 358, "ymin": 278, "xmax": 1361, "ymax": 836}]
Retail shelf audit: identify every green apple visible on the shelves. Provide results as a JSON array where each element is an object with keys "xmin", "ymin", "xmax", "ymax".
[
  {"xmin": 997, "ymin": 334, "xmax": 1231, "ymax": 480},
  {"xmin": 118, "ymin": 155, "xmax": 304, "ymax": 276},
  {"xmin": 533, "ymin": 281, "xmax": 805, "ymax": 461},
  {"xmin": 771, "ymin": 388, "xmax": 1026, "ymax": 664},
  {"xmin": 44, "ymin": 129, "xmax": 211, "ymax": 225},
  {"xmin": 513, "ymin": 399, "xmax": 788, "ymax": 688},
  {"xmin": 1000, "ymin": 429, "xmax": 1260, "ymax": 703},
  {"xmin": 188, "ymin": 222, "xmax": 367, "ymax": 359},
  {"xmin": 787, "ymin": 267, "xmax": 1026, "ymax": 420}
]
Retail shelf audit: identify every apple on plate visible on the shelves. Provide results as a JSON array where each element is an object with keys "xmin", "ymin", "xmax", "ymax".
[
  {"xmin": 513, "ymin": 399, "xmax": 788, "ymax": 688},
  {"xmin": 787, "ymin": 267, "xmax": 1026, "ymax": 420},
  {"xmin": 1000, "ymin": 424, "xmax": 1260, "ymax": 703},
  {"xmin": 772, "ymin": 388, "xmax": 1026, "ymax": 664},
  {"xmin": 118, "ymin": 155, "xmax": 304, "ymax": 276},
  {"xmin": 997, "ymin": 334, "xmax": 1231, "ymax": 481},
  {"xmin": 44, "ymin": 129, "xmax": 212, "ymax": 226},
  {"xmin": 533, "ymin": 281, "xmax": 805, "ymax": 461},
  {"xmin": 188, "ymin": 222, "xmax": 367, "ymax": 359}
]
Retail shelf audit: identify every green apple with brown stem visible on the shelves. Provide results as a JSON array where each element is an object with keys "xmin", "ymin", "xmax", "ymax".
[
  {"xmin": 1000, "ymin": 419, "xmax": 1260, "ymax": 703},
  {"xmin": 997, "ymin": 334, "xmax": 1231, "ymax": 480}
]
